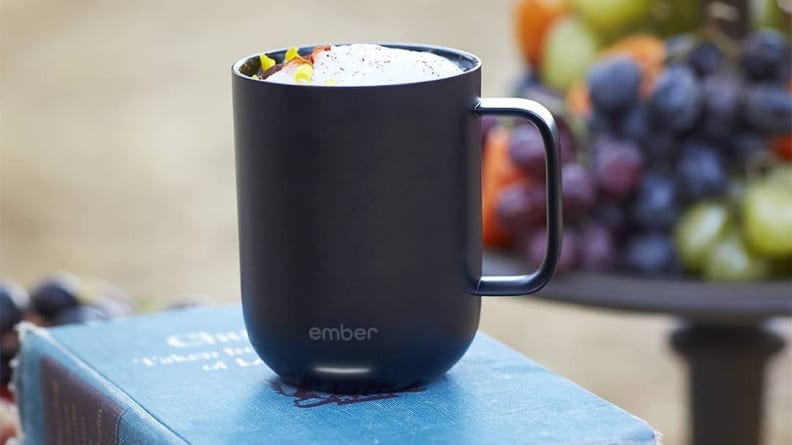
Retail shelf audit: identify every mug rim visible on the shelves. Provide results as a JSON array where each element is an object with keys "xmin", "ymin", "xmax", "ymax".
[{"xmin": 231, "ymin": 42, "xmax": 482, "ymax": 88}]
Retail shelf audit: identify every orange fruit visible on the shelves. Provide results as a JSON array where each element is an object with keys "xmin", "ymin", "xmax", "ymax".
[
  {"xmin": 482, "ymin": 127, "xmax": 531, "ymax": 247},
  {"xmin": 566, "ymin": 79, "xmax": 591, "ymax": 117},
  {"xmin": 770, "ymin": 135, "xmax": 792, "ymax": 161},
  {"xmin": 515, "ymin": 0, "xmax": 570, "ymax": 67}
]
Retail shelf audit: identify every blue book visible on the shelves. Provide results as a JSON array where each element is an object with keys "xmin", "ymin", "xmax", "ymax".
[{"xmin": 16, "ymin": 305, "xmax": 659, "ymax": 444}]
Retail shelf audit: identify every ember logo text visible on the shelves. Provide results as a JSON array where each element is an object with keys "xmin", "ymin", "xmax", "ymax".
[{"xmin": 308, "ymin": 324, "xmax": 379, "ymax": 341}]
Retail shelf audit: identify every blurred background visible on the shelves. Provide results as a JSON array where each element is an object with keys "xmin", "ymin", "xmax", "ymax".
[{"xmin": 1, "ymin": 0, "xmax": 790, "ymax": 444}]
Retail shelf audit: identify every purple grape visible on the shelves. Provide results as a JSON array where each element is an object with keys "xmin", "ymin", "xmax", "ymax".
[
  {"xmin": 619, "ymin": 104, "xmax": 650, "ymax": 143},
  {"xmin": 481, "ymin": 116, "xmax": 499, "ymax": 146},
  {"xmin": 52, "ymin": 305, "xmax": 109, "ymax": 326},
  {"xmin": 525, "ymin": 227, "xmax": 579, "ymax": 274},
  {"xmin": 623, "ymin": 232, "xmax": 679, "ymax": 276},
  {"xmin": 30, "ymin": 275, "xmax": 80, "ymax": 320},
  {"xmin": 641, "ymin": 130, "xmax": 678, "ymax": 161},
  {"xmin": 579, "ymin": 222, "xmax": 617, "ymax": 272},
  {"xmin": 593, "ymin": 201, "xmax": 628, "ymax": 238},
  {"xmin": 743, "ymin": 85, "xmax": 792, "ymax": 136},
  {"xmin": 509, "ymin": 124, "xmax": 545, "ymax": 178},
  {"xmin": 676, "ymin": 141, "xmax": 728, "ymax": 201},
  {"xmin": 557, "ymin": 117, "xmax": 578, "ymax": 164},
  {"xmin": 686, "ymin": 41, "xmax": 725, "ymax": 77},
  {"xmin": 587, "ymin": 57, "xmax": 641, "ymax": 114},
  {"xmin": 0, "ymin": 281, "xmax": 28, "ymax": 334},
  {"xmin": 648, "ymin": 66, "xmax": 701, "ymax": 133},
  {"xmin": 700, "ymin": 74, "xmax": 744, "ymax": 140},
  {"xmin": 741, "ymin": 29, "xmax": 791, "ymax": 83},
  {"xmin": 0, "ymin": 359, "xmax": 10, "ymax": 386},
  {"xmin": 630, "ymin": 171, "xmax": 680, "ymax": 231},
  {"xmin": 592, "ymin": 137, "xmax": 644, "ymax": 202},
  {"xmin": 496, "ymin": 182, "xmax": 546, "ymax": 233},
  {"xmin": 587, "ymin": 111, "xmax": 617, "ymax": 135},
  {"xmin": 0, "ymin": 331, "xmax": 19, "ymax": 360},
  {"xmin": 728, "ymin": 132, "xmax": 767, "ymax": 164},
  {"xmin": 561, "ymin": 163, "xmax": 595, "ymax": 220}
]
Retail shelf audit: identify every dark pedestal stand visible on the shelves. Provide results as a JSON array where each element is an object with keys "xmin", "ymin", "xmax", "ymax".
[
  {"xmin": 483, "ymin": 251, "xmax": 792, "ymax": 445},
  {"xmin": 672, "ymin": 323, "xmax": 785, "ymax": 445}
]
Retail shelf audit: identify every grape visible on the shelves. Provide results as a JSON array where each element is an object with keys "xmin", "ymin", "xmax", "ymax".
[
  {"xmin": 700, "ymin": 74, "xmax": 743, "ymax": 140},
  {"xmin": 704, "ymin": 231, "xmax": 770, "ymax": 281},
  {"xmin": 619, "ymin": 104, "xmax": 650, "ymax": 142},
  {"xmin": 686, "ymin": 41, "xmax": 724, "ymax": 77},
  {"xmin": 561, "ymin": 163, "xmax": 595, "ymax": 219},
  {"xmin": 728, "ymin": 132, "xmax": 767, "ymax": 164},
  {"xmin": 743, "ymin": 85, "xmax": 792, "ymax": 136},
  {"xmin": 481, "ymin": 115, "xmax": 499, "ymax": 146},
  {"xmin": 0, "ymin": 360, "xmax": 10, "ymax": 386},
  {"xmin": 593, "ymin": 201, "xmax": 628, "ymax": 237},
  {"xmin": 587, "ymin": 111, "xmax": 616, "ymax": 135},
  {"xmin": 623, "ymin": 232, "xmax": 679, "ymax": 276},
  {"xmin": 742, "ymin": 182, "xmax": 792, "ymax": 257},
  {"xmin": 52, "ymin": 305, "xmax": 109, "ymax": 326},
  {"xmin": 592, "ymin": 137, "xmax": 644, "ymax": 201},
  {"xmin": 541, "ymin": 17, "xmax": 600, "ymax": 92},
  {"xmin": 30, "ymin": 274, "xmax": 81, "ymax": 319},
  {"xmin": 579, "ymin": 222, "xmax": 616, "ymax": 272},
  {"xmin": 741, "ymin": 29, "xmax": 791, "ymax": 83},
  {"xmin": 587, "ymin": 57, "xmax": 641, "ymax": 113},
  {"xmin": 641, "ymin": 130, "xmax": 678, "ymax": 161},
  {"xmin": 674, "ymin": 201, "xmax": 730, "ymax": 272},
  {"xmin": 676, "ymin": 141, "xmax": 728, "ymax": 202},
  {"xmin": 557, "ymin": 117, "xmax": 578, "ymax": 163},
  {"xmin": 764, "ymin": 164, "xmax": 792, "ymax": 189},
  {"xmin": 665, "ymin": 34, "xmax": 696, "ymax": 62},
  {"xmin": 496, "ymin": 182, "xmax": 546, "ymax": 233},
  {"xmin": 0, "ymin": 331, "xmax": 19, "ymax": 360},
  {"xmin": 568, "ymin": 0, "xmax": 651, "ymax": 33},
  {"xmin": 630, "ymin": 171, "xmax": 680, "ymax": 231},
  {"xmin": 525, "ymin": 227, "xmax": 579, "ymax": 273},
  {"xmin": 648, "ymin": 66, "xmax": 701, "ymax": 133},
  {"xmin": 0, "ymin": 281, "xmax": 28, "ymax": 334},
  {"xmin": 509, "ymin": 124, "xmax": 546, "ymax": 178}
]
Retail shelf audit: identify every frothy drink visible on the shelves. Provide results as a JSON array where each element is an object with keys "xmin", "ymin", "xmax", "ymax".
[{"xmin": 253, "ymin": 44, "xmax": 464, "ymax": 86}]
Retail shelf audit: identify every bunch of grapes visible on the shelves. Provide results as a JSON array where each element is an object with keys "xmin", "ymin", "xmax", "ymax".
[
  {"xmin": 486, "ymin": 28, "xmax": 792, "ymax": 280},
  {"xmin": 0, "ymin": 275, "xmax": 136, "ymax": 397}
]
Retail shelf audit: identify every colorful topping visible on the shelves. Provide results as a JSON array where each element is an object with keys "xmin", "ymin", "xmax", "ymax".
[
  {"xmin": 250, "ymin": 44, "xmax": 463, "ymax": 86},
  {"xmin": 284, "ymin": 47, "xmax": 299, "ymax": 61},
  {"xmin": 294, "ymin": 64, "xmax": 314, "ymax": 83}
]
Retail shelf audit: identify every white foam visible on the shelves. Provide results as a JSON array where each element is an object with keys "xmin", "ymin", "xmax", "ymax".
[{"xmin": 265, "ymin": 44, "xmax": 463, "ymax": 86}]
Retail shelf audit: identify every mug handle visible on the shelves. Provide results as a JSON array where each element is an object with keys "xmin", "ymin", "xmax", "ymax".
[{"xmin": 474, "ymin": 98, "xmax": 563, "ymax": 296}]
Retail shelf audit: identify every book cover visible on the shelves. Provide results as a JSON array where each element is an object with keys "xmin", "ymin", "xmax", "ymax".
[{"xmin": 16, "ymin": 305, "xmax": 659, "ymax": 444}]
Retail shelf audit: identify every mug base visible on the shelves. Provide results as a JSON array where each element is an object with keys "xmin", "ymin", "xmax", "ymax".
[{"xmin": 279, "ymin": 374, "xmax": 433, "ymax": 395}]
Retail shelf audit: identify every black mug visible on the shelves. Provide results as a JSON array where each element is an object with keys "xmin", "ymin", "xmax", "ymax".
[{"xmin": 232, "ymin": 43, "xmax": 562, "ymax": 393}]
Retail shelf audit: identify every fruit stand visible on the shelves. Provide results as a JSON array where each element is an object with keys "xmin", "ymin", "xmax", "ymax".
[
  {"xmin": 490, "ymin": 0, "xmax": 791, "ymax": 444},
  {"xmin": 485, "ymin": 252, "xmax": 790, "ymax": 445}
]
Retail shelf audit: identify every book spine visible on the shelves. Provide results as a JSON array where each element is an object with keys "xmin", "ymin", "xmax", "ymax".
[{"xmin": 15, "ymin": 323, "xmax": 187, "ymax": 445}]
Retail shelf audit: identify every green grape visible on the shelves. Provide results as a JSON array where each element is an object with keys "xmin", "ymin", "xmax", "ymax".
[
  {"xmin": 568, "ymin": 0, "xmax": 652, "ymax": 34},
  {"xmin": 674, "ymin": 201, "xmax": 730, "ymax": 273},
  {"xmin": 541, "ymin": 17, "xmax": 600, "ymax": 92},
  {"xmin": 742, "ymin": 182, "xmax": 792, "ymax": 257},
  {"xmin": 704, "ymin": 230, "xmax": 771, "ymax": 281},
  {"xmin": 752, "ymin": 0, "xmax": 792, "ymax": 33},
  {"xmin": 763, "ymin": 164, "xmax": 792, "ymax": 190}
]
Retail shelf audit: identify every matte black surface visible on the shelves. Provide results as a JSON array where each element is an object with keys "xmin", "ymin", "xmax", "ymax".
[
  {"xmin": 672, "ymin": 323, "xmax": 784, "ymax": 445},
  {"xmin": 232, "ymin": 44, "xmax": 561, "ymax": 392}
]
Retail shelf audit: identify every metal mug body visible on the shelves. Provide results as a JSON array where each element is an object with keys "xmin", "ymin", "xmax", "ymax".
[{"xmin": 232, "ymin": 44, "xmax": 553, "ymax": 392}]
